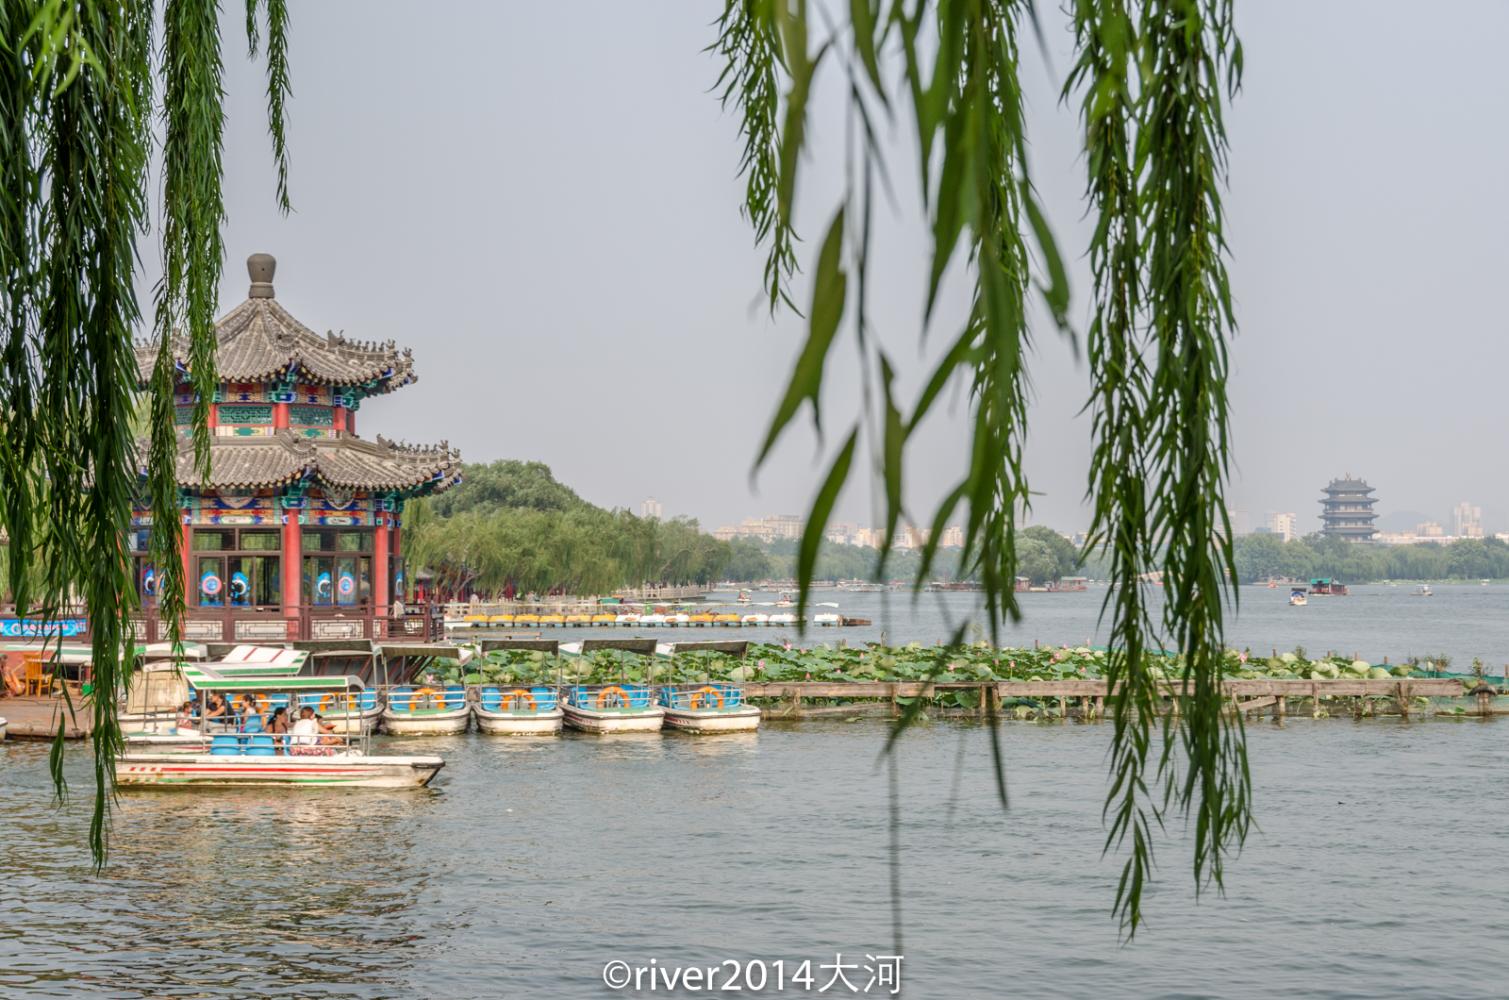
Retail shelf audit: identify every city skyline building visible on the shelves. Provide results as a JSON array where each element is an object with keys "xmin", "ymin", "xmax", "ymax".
[
  {"xmin": 640, "ymin": 496, "xmax": 663, "ymax": 520},
  {"xmin": 1452, "ymin": 501, "xmax": 1483, "ymax": 538},
  {"xmin": 1266, "ymin": 511, "xmax": 1298, "ymax": 543}
]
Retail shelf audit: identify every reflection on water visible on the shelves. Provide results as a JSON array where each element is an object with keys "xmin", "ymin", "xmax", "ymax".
[{"xmin": 3, "ymin": 722, "xmax": 1507, "ymax": 997}]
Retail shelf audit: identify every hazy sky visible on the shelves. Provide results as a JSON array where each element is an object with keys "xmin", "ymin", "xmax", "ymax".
[{"xmin": 144, "ymin": 2, "xmax": 1509, "ymax": 536}]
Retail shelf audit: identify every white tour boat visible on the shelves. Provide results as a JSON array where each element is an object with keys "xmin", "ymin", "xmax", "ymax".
[
  {"xmin": 381, "ymin": 684, "xmax": 471, "ymax": 735},
  {"xmin": 659, "ymin": 683, "xmax": 761, "ymax": 734},
  {"xmin": 473, "ymin": 684, "xmax": 564, "ymax": 735},
  {"xmin": 117, "ymin": 674, "xmax": 443, "ymax": 788},
  {"xmin": 561, "ymin": 683, "xmax": 664, "ymax": 733}
]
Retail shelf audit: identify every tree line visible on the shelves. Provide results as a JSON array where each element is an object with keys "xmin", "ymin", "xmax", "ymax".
[
  {"xmin": 405, "ymin": 461, "xmax": 728, "ymax": 599},
  {"xmin": 1233, "ymin": 533, "xmax": 1509, "ymax": 583},
  {"xmin": 405, "ymin": 465, "xmax": 1090, "ymax": 598}
]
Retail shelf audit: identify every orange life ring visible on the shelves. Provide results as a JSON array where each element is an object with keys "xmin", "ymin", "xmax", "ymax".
[
  {"xmin": 499, "ymin": 688, "xmax": 537, "ymax": 711},
  {"xmin": 595, "ymin": 685, "xmax": 631, "ymax": 710},
  {"xmin": 411, "ymin": 686, "xmax": 439, "ymax": 710},
  {"xmin": 252, "ymin": 694, "xmax": 270, "ymax": 714},
  {"xmin": 688, "ymin": 685, "xmax": 724, "ymax": 710},
  {"xmin": 317, "ymin": 693, "xmax": 336, "ymax": 714}
]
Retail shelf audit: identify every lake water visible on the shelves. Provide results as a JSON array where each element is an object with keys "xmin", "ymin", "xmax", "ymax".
[
  {"xmin": 708, "ymin": 584, "xmax": 1509, "ymax": 672},
  {"xmin": 3, "ymin": 586, "xmax": 1507, "ymax": 997},
  {"xmin": 1, "ymin": 718, "xmax": 1505, "ymax": 998}
]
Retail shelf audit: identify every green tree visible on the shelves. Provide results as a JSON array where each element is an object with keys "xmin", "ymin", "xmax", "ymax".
[
  {"xmin": 0, "ymin": 1, "xmax": 291, "ymax": 863},
  {"xmin": 1014, "ymin": 538, "xmax": 1059, "ymax": 585},
  {"xmin": 1021, "ymin": 526, "xmax": 1080, "ymax": 580},
  {"xmin": 717, "ymin": 0, "xmax": 1246, "ymax": 933}
]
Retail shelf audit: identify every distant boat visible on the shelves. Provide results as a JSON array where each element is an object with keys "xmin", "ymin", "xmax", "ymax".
[
  {"xmin": 1412, "ymin": 584, "xmax": 1434, "ymax": 598},
  {"xmin": 1308, "ymin": 578, "xmax": 1349, "ymax": 596},
  {"xmin": 736, "ymin": 590, "xmax": 752, "ymax": 605},
  {"xmin": 1289, "ymin": 588, "xmax": 1308, "ymax": 607}
]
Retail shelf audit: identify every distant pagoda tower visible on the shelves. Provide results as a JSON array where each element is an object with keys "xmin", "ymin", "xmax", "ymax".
[{"xmin": 1319, "ymin": 476, "xmax": 1378, "ymax": 542}]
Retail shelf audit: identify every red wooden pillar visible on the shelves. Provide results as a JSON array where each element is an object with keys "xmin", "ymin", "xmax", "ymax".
[
  {"xmin": 333, "ymin": 406, "xmax": 346, "ymax": 433},
  {"xmin": 180, "ymin": 519, "xmax": 193, "ymax": 597},
  {"xmin": 391, "ymin": 519, "xmax": 402, "ymax": 599},
  {"xmin": 207, "ymin": 402, "xmax": 219, "ymax": 430},
  {"xmin": 347, "ymin": 410, "xmax": 356, "ymax": 436},
  {"xmin": 281, "ymin": 511, "xmax": 302, "ymax": 637},
  {"xmin": 273, "ymin": 402, "xmax": 289, "ymax": 430},
  {"xmin": 373, "ymin": 517, "xmax": 390, "ymax": 634}
]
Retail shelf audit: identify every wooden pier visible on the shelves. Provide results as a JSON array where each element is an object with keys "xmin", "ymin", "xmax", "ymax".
[
  {"xmin": 743, "ymin": 677, "xmax": 1470, "ymax": 720},
  {"xmin": 1, "ymin": 696, "xmax": 92, "ymax": 740}
]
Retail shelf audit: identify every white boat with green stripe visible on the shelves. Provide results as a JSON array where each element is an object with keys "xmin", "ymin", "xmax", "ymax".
[{"xmin": 117, "ymin": 671, "xmax": 443, "ymax": 789}]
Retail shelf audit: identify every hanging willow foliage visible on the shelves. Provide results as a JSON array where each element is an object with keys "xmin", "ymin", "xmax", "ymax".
[
  {"xmin": 716, "ymin": 0, "xmax": 1248, "ymax": 935},
  {"xmin": 0, "ymin": 0, "xmax": 290, "ymax": 866}
]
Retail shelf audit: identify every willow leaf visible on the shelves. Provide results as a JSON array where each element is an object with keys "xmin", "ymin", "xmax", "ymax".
[
  {"xmin": 757, "ymin": 206, "xmax": 847, "ymax": 466},
  {"xmin": 796, "ymin": 426, "xmax": 857, "ymax": 624}
]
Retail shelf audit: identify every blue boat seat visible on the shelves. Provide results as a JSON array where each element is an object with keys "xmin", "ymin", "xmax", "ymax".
[
  {"xmin": 242, "ymin": 714, "xmax": 264, "ymax": 734},
  {"xmin": 390, "ymin": 686, "xmax": 414, "ymax": 711},
  {"xmin": 480, "ymin": 686, "xmax": 503, "ymax": 710},
  {"xmin": 531, "ymin": 686, "xmax": 557, "ymax": 711},
  {"xmin": 245, "ymin": 734, "xmax": 276, "ymax": 757},
  {"xmin": 269, "ymin": 693, "xmax": 290, "ymax": 710},
  {"xmin": 443, "ymin": 684, "xmax": 465, "ymax": 710},
  {"xmin": 210, "ymin": 735, "xmax": 241, "ymax": 756}
]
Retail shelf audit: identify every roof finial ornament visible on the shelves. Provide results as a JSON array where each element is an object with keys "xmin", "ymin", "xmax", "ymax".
[{"xmin": 248, "ymin": 253, "xmax": 276, "ymax": 299}]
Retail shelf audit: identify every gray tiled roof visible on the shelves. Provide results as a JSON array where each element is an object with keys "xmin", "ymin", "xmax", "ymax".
[
  {"xmin": 135, "ymin": 297, "xmax": 417, "ymax": 391},
  {"xmin": 162, "ymin": 431, "xmax": 460, "ymax": 494}
]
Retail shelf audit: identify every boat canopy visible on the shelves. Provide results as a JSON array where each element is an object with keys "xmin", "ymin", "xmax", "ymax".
[
  {"xmin": 376, "ymin": 642, "xmax": 474, "ymax": 663},
  {"xmin": 143, "ymin": 640, "xmax": 208, "ymax": 661},
  {"xmin": 183, "ymin": 667, "xmax": 365, "ymax": 692},
  {"xmin": 207, "ymin": 645, "xmax": 310, "ymax": 676}
]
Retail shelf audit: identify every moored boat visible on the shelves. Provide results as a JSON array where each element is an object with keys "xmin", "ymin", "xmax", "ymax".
[
  {"xmin": 1289, "ymin": 588, "xmax": 1308, "ymax": 607},
  {"xmin": 118, "ymin": 673, "xmax": 443, "ymax": 787},
  {"xmin": 659, "ymin": 683, "xmax": 761, "ymax": 734},
  {"xmin": 561, "ymin": 684, "xmax": 664, "ymax": 733},
  {"xmin": 116, "ymin": 749, "xmax": 443, "ymax": 788},
  {"xmin": 474, "ymin": 684, "xmax": 563, "ymax": 735},
  {"xmin": 381, "ymin": 684, "xmax": 471, "ymax": 735},
  {"xmin": 297, "ymin": 687, "xmax": 382, "ymax": 735}
]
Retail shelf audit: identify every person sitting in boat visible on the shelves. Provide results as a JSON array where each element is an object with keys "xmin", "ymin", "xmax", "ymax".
[
  {"xmin": 234, "ymin": 694, "xmax": 260, "ymax": 729},
  {"xmin": 175, "ymin": 701, "xmax": 197, "ymax": 731},
  {"xmin": 203, "ymin": 693, "xmax": 232, "ymax": 725},
  {"xmin": 265, "ymin": 706, "xmax": 291, "ymax": 753},
  {"xmin": 289, "ymin": 707, "xmax": 339, "ymax": 755},
  {"xmin": 312, "ymin": 712, "xmax": 339, "ymax": 740}
]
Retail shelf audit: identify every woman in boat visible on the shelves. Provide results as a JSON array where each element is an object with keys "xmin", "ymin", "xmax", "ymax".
[
  {"xmin": 266, "ymin": 706, "xmax": 291, "ymax": 754},
  {"xmin": 233, "ymin": 694, "xmax": 260, "ymax": 731},
  {"xmin": 175, "ymin": 701, "xmax": 197, "ymax": 731},
  {"xmin": 203, "ymin": 693, "xmax": 231, "ymax": 726}
]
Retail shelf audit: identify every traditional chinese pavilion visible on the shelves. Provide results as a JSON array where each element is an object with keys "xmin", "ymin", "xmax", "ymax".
[{"xmin": 130, "ymin": 253, "xmax": 461, "ymax": 643}]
